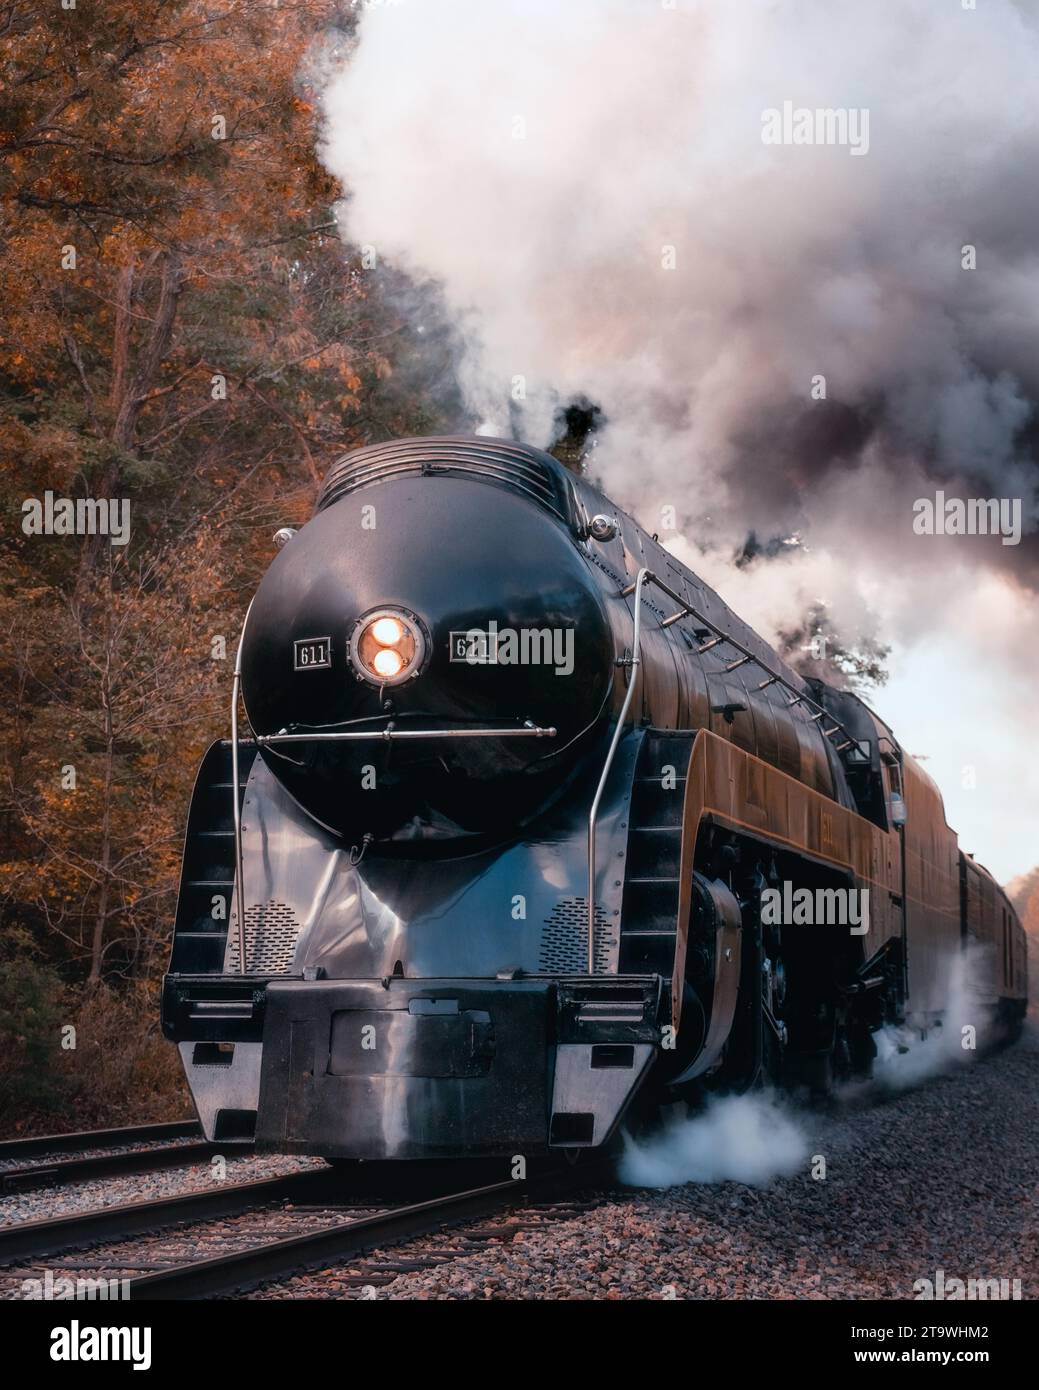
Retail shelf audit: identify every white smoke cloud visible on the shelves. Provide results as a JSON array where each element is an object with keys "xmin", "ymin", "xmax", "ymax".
[
  {"xmin": 618, "ymin": 947, "xmax": 991, "ymax": 1190},
  {"xmin": 619, "ymin": 1092, "xmax": 808, "ymax": 1188},
  {"xmin": 871, "ymin": 944, "xmax": 994, "ymax": 1091},
  {"xmin": 317, "ymin": 0, "xmax": 1039, "ymax": 877}
]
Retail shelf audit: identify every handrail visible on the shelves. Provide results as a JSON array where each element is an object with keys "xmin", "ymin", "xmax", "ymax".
[
  {"xmin": 586, "ymin": 566, "xmax": 866, "ymax": 974},
  {"xmin": 587, "ymin": 567, "xmax": 650, "ymax": 973},
  {"xmin": 249, "ymin": 723, "xmax": 556, "ymax": 745},
  {"xmin": 230, "ymin": 599, "xmax": 254, "ymax": 976},
  {"xmin": 619, "ymin": 571, "xmax": 862, "ymax": 752}
]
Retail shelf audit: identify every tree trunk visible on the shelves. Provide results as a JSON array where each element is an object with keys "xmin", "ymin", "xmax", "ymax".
[
  {"xmin": 109, "ymin": 256, "xmax": 136, "ymax": 412},
  {"xmin": 111, "ymin": 251, "xmax": 186, "ymax": 455},
  {"xmin": 88, "ymin": 574, "xmax": 115, "ymax": 988}
]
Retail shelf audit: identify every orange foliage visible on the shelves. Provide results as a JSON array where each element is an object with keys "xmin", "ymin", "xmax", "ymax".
[{"xmin": 0, "ymin": 0, "xmax": 462, "ymax": 1036}]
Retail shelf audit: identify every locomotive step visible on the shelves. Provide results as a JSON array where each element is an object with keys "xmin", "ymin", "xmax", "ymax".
[
  {"xmin": 627, "ymin": 835, "xmax": 681, "ymax": 878},
  {"xmin": 620, "ymin": 934, "xmax": 678, "ymax": 974},
  {"xmin": 629, "ymin": 781, "xmax": 687, "ymax": 828}
]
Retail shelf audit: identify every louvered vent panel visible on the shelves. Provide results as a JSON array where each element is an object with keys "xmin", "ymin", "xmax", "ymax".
[
  {"xmin": 537, "ymin": 897, "xmax": 617, "ymax": 975},
  {"xmin": 225, "ymin": 901, "xmax": 301, "ymax": 975},
  {"xmin": 317, "ymin": 438, "xmax": 568, "ymax": 523}
]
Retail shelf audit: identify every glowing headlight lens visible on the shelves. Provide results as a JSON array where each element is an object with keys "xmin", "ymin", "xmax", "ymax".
[
  {"xmin": 350, "ymin": 608, "xmax": 425, "ymax": 686},
  {"xmin": 371, "ymin": 616, "xmax": 404, "ymax": 647},
  {"xmin": 372, "ymin": 647, "xmax": 403, "ymax": 678}
]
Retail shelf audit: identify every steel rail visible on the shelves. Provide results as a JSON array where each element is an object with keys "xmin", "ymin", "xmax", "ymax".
[
  {"xmin": 129, "ymin": 1162, "xmax": 610, "ymax": 1300},
  {"xmin": 1, "ymin": 1141, "xmax": 223, "ymax": 1194},
  {"xmin": 0, "ymin": 1120, "xmax": 199, "ymax": 1162},
  {"xmin": 0, "ymin": 1170, "xmax": 326, "ymax": 1264}
]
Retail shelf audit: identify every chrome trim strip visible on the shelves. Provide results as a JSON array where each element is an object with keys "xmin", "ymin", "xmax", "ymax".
[{"xmin": 249, "ymin": 723, "xmax": 557, "ymax": 745}]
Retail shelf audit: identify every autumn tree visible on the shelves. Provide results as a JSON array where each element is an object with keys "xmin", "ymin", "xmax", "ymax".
[{"xmin": 0, "ymin": 0, "xmax": 466, "ymax": 1128}]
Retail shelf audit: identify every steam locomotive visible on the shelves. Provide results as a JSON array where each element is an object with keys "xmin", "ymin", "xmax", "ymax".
[{"xmin": 162, "ymin": 437, "xmax": 1028, "ymax": 1160}]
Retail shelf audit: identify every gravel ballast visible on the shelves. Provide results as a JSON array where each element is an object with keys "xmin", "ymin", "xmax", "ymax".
[
  {"xmin": 3, "ymin": 1030, "xmax": 1034, "ymax": 1301},
  {"xmin": 253, "ymin": 1028, "xmax": 1039, "ymax": 1300},
  {"xmin": 0, "ymin": 1152, "xmax": 323, "ymax": 1227}
]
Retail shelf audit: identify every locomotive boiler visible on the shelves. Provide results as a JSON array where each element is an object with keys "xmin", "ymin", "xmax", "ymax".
[{"xmin": 162, "ymin": 436, "xmax": 1028, "ymax": 1160}]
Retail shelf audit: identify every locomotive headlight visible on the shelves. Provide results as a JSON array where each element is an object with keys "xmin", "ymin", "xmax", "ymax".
[
  {"xmin": 371, "ymin": 616, "xmax": 403, "ymax": 646},
  {"xmin": 349, "ymin": 607, "xmax": 425, "ymax": 686},
  {"xmin": 372, "ymin": 647, "xmax": 403, "ymax": 678}
]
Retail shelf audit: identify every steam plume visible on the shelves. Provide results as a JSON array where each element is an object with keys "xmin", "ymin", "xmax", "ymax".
[
  {"xmin": 620, "ymin": 1092, "xmax": 808, "ymax": 1188},
  {"xmin": 316, "ymin": 0, "xmax": 1039, "ymax": 878}
]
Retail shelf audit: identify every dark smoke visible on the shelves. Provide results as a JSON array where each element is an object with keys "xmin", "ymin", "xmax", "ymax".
[{"xmin": 314, "ymin": 0, "xmax": 1039, "ymax": 878}]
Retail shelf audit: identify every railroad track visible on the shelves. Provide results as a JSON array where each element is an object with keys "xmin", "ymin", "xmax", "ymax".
[
  {"xmin": 0, "ymin": 1139, "xmax": 226, "ymax": 1193},
  {"xmin": 0, "ymin": 1119, "xmax": 218, "ymax": 1192},
  {"xmin": 0, "ymin": 1120, "xmax": 200, "ymax": 1161},
  {"xmin": 0, "ymin": 1160, "xmax": 612, "ymax": 1299},
  {"xmin": 0, "ymin": 1168, "xmax": 324, "ymax": 1262}
]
